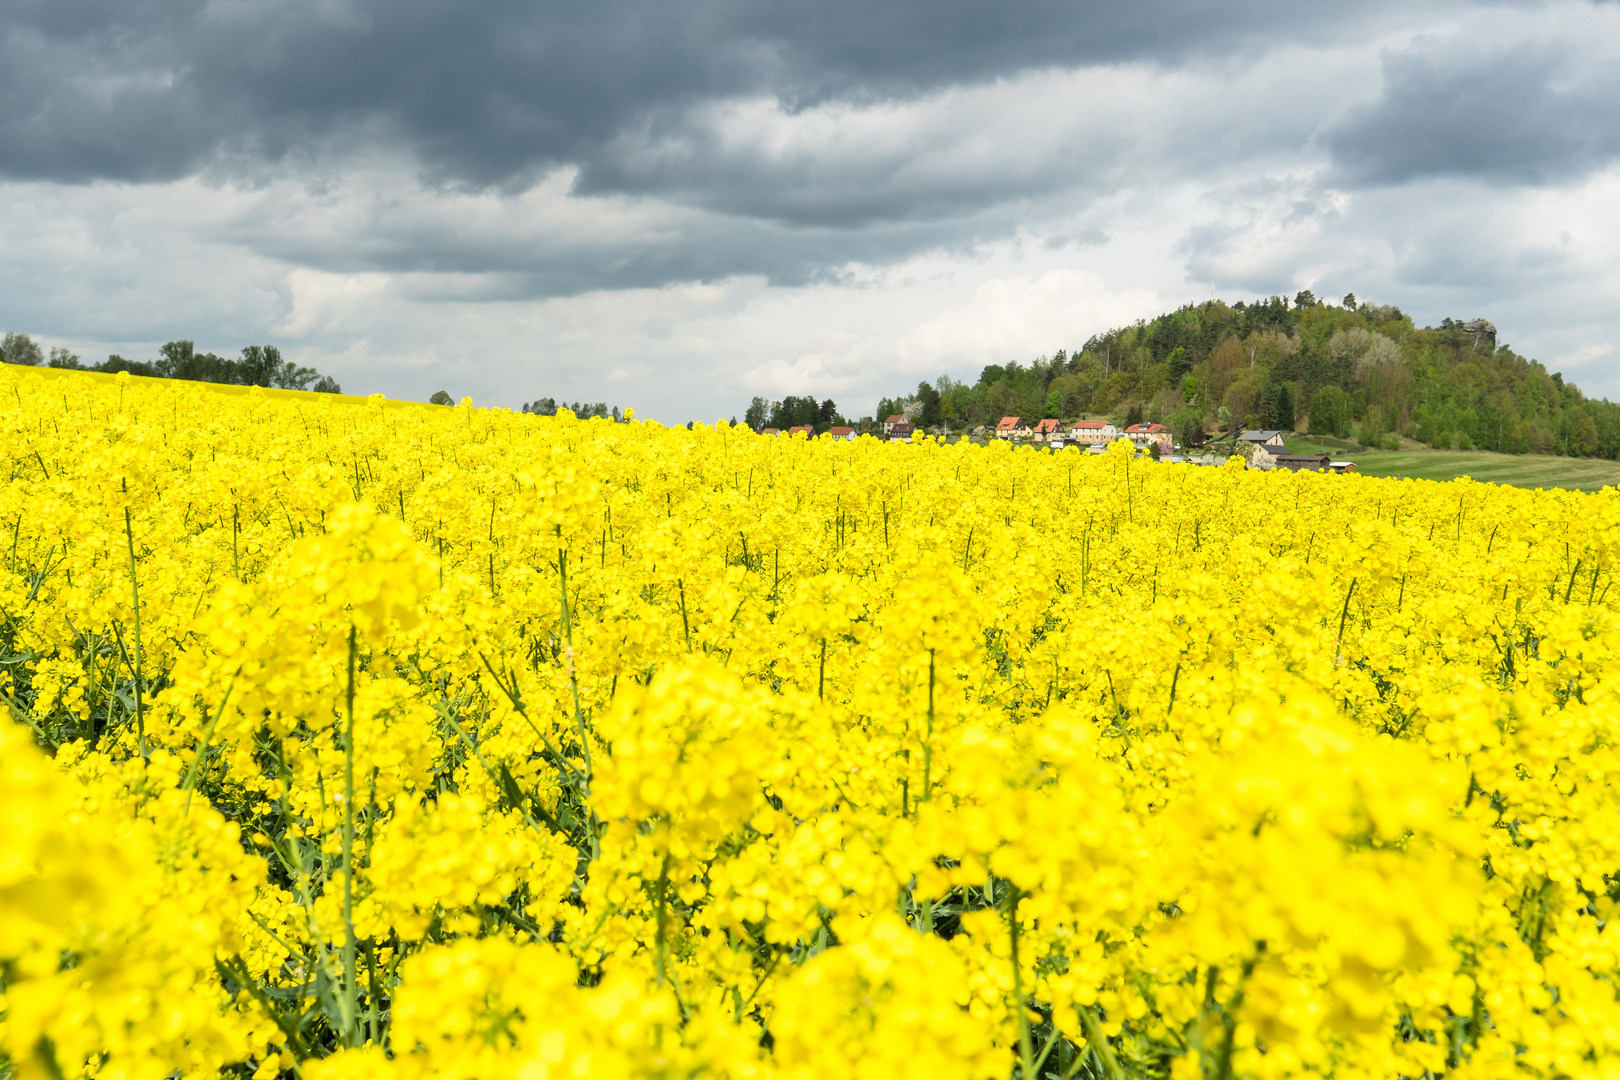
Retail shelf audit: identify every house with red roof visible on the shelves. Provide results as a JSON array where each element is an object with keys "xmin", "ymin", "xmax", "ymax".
[
  {"xmin": 882, "ymin": 413, "xmax": 907, "ymax": 435},
  {"xmin": 827, "ymin": 426, "xmax": 855, "ymax": 440},
  {"xmin": 786, "ymin": 425, "xmax": 815, "ymax": 437},
  {"xmin": 888, "ymin": 422, "xmax": 916, "ymax": 442},
  {"xmin": 1068, "ymin": 420, "xmax": 1118, "ymax": 445},
  {"xmin": 995, "ymin": 416, "xmax": 1029, "ymax": 439},
  {"xmin": 1033, "ymin": 418, "xmax": 1063, "ymax": 441},
  {"xmin": 1123, "ymin": 422, "xmax": 1171, "ymax": 448}
]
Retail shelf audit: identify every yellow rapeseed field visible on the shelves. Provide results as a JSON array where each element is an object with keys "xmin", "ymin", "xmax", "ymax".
[{"xmin": 4, "ymin": 365, "xmax": 1620, "ymax": 1080}]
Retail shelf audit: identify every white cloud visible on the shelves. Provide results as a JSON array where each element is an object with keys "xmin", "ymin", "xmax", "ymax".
[
  {"xmin": 896, "ymin": 269, "xmax": 1160, "ymax": 366},
  {"xmin": 274, "ymin": 268, "xmax": 390, "ymax": 338}
]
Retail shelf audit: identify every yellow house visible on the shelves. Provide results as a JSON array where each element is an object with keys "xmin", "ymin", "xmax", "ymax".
[{"xmin": 1068, "ymin": 420, "xmax": 1117, "ymax": 444}]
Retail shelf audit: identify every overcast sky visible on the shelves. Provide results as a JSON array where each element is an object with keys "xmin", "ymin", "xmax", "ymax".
[{"xmin": 3, "ymin": 0, "xmax": 1618, "ymax": 421}]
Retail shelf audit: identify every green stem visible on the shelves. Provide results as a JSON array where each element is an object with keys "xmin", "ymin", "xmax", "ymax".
[
  {"xmin": 558, "ymin": 547, "xmax": 594, "ymax": 778},
  {"xmin": 476, "ymin": 652, "xmax": 586, "ymax": 785},
  {"xmin": 366, "ymin": 940, "xmax": 379, "ymax": 1045},
  {"xmin": 654, "ymin": 855, "xmax": 671, "ymax": 989},
  {"xmin": 123, "ymin": 506, "xmax": 146, "ymax": 757},
  {"xmin": 1007, "ymin": 888, "xmax": 1035, "ymax": 1080},
  {"xmin": 342, "ymin": 625, "xmax": 360, "ymax": 1046},
  {"xmin": 922, "ymin": 648, "xmax": 935, "ymax": 804},
  {"xmin": 440, "ymin": 705, "xmax": 557, "ymax": 844},
  {"xmin": 1076, "ymin": 1005, "xmax": 1126, "ymax": 1080},
  {"xmin": 182, "ymin": 681, "xmax": 235, "ymax": 812},
  {"xmin": 677, "ymin": 578, "xmax": 692, "ymax": 653},
  {"xmin": 1212, "ymin": 959, "xmax": 1256, "ymax": 1080},
  {"xmin": 1336, "ymin": 577, "xmax": 1358, "ymax": 655}
]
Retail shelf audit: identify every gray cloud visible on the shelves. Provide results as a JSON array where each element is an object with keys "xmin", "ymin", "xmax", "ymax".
[
  {"xmin": 200, "ymin": 163, "xmax": 1011, "ymax": 295},
  {"xmin": 1322, "ymin": 27, "xmax": 1620, "ymax": 186},
  {"xmin": 1, "ymin": 0, "xmax": 1402, "ymax": 195},
  {"xmin": 37, "ymin": 45, "xmax": 1353, "ymax": 302}
]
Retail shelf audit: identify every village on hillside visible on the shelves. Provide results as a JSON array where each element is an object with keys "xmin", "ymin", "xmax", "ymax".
[{"xmin": 755, "ymin": 414, "xmax": 1357, "ymax": 473}]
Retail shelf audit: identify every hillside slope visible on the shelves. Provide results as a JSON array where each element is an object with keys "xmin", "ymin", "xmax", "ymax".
[{"xmin": 883, "ymin": 293, "xmax": 1617, "ymax": 459}]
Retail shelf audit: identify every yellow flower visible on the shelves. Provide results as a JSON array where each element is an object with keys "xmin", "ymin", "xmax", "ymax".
[{"xmin": 5, "ymin": 361, "xmax": 1620, "ymax": 1080}]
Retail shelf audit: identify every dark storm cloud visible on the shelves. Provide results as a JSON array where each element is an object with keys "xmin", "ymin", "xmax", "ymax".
[
  {"xmin": 1322, "ymin": 32, "xmax": 1620, "ymax": 186},
  {"xmin": 0, "ymin": 0, "xmax": 1389, "ymax": 193}
]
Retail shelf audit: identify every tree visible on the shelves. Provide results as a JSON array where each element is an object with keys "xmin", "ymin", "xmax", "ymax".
[
  {"xmin": 97, "ymin": 354, "xmax": 159, "ymax": 377},
  {"xmin": 816, "ymin": 398, "xmax": 839, "ymax": 425},
  {"xmin": 1308, "ymin": 385, "xmax": 1350, "ymax": 438},
  {"xmin": 240, "ymin": 345, "xmax": 321, "ymax": 390},
  {"xmin": 1264, "ymin": 380, "xmax": 1296, "ymax": 430},
  {"xmin": 154, "ymin": 341, "xmax": 242, "ymax": 383},
  {"xmin": 984, "ymin": 383, "xmax": 1015, "ymax": 422},
  {"xmin": 769, "ymin": 396, "xmax": 818, "ymax": 429},
  {"xmin": 1294, "ymin": 289, "xmax": 1318, "ymax": 308},
  {"xmin": 1571, "ymin": 408, "xmax": 1600, "ymax": 457},
  {"xmin": 1125, "ymin": 402, "xmax": 1145, "ymax": 428},
  {"xmin": 1044, "ymin": 390, "xmax": 1062, "ymax": 419},
  {"xmin": 745, "ymin": 397, "xmax": 769, "ymax": 430},
  {"xmin": 1342, "ymin": 293, "xmax": 1357, "ymax": 309},
  {"xmin": 1166, "ymin": 346, "xmax": 1192, "ymax": 384},
  {"xmin": 1360, "ymin": 402, "xmax": 1390, "ymax": 447},
  {"xmin": 1175, "ymin": 409, "xmax": 1205, "ymax": 449},
  {"xmin": 19, "ymin": 333, "xmax": 341, "ymax": 391},
  {"xmin": 430, "ymin": 391, "xmax": 454, "ymax": 405},
  {"xmin": 237, "ymin": 345, "xmax": 283, "ymax": 387},
  {"xmin": 915, "ymin": 381, "xmax": 942, "ymax": 429},
  {"xmin": 156, "ymin": 341, "xmax": 203, "ymax": 380},
  {"xmin": 2, "ymin": 332, "xmax": 43, "ymax": 366},
  {"xmin": 312, "ymin": 375, "xmax": 343, "ymax": 394}
]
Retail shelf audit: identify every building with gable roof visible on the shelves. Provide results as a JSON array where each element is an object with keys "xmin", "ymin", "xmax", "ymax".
[
  {"xmin": 1068, "ymin": 420, "xmax": 1117, "ymax": 444},
  {"xmin": 1123, "ymin": 422, "xmax": 1172, "ymax": 448}
]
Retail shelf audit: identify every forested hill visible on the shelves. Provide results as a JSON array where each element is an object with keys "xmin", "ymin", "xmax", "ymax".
[{"xmin": 880, "ymin": 292, "xmax": 1616, "ymax": 458}]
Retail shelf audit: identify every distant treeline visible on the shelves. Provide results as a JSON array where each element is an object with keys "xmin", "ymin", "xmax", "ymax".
[
  {"xmin": 743, "ymin": 395, "xmax": 846, "ymax": 430},
  {"xmin": 877, "ymin": 291, "xmax": 1620, "ymax": 457},
  {"xmin": 519, "ymin": 398, "xmax": 625, "ymax": 421},
  {"xmin": 0, "ymin": 334, "xmax": 341, "ymax": 393}
]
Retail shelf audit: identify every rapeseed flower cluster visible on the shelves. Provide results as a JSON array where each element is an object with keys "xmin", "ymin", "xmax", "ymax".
[{"xmin": 3, "ymin": 363, "xmax": 1620, "ymax": 1080}]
